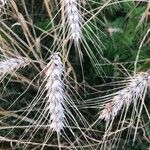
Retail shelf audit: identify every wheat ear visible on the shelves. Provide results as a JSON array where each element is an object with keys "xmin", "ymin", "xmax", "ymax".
[
  {"xmin": 64, "ymin": 0, "xmax": 81, "ymax": 43},
  {"xmin": 99, "ymin": 72, "xmax": 150, "ymax": 121},
  {"xmin": 0, "ymin": 56, "xmax": 30, "ymax": 79},
  {"xmin": 44, "ymin": 52, "xmax": 65, "ymax": 133}
]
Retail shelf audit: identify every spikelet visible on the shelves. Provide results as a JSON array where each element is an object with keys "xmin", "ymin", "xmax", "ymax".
[
  {"xmin": 0, "ymin": 0, "xmax": 6, "ymax": 7},
  {"xmin": 99, "ymin": 72, "xmax": 150, "ymax": 121},
  {"xmin": 0, "ymin": 56, "xmax": 30, "ymax": 79},
  {"xmin": 44, "ymin": 52, "xmax": 65, "ymax": 133},
  {"xmin": 0, "ymin": 0, "xmax": 6, "ymax": 12},
  {"xmin": 64, "ymin": 0, "xmax": 81, "ymax": 43}
]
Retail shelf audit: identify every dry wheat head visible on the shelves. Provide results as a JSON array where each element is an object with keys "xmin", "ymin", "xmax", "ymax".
[
  {"xmin": 64, "ymin": 0, "xmax": 81, "ymax": 43},
  {"xmin": 99, "ymin": 72, "xmax": 150, "ymax": 121},
  {"xmin": 44, "ymin": 52, "xmax": 65, "ymax": 133}
]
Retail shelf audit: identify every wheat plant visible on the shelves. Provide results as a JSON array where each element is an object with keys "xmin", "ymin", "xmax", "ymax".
[{"xmin": 0, "ymin": 0, "xmax": 150, "ymax": 150}]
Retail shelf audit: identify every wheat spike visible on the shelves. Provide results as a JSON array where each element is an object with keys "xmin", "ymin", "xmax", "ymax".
[
  {"xmin": 0, "ymin": 56, "xmax": 30, "ymax": 79},
  {"xmin": 44, "ymin": 52, "xmax": 65, "ymax": 133},
  {"xmin": 99, "ymin": 72, "xmax": 150, "ymax": 121},
  {"xmin": 64, "ymin": 0, "xmax": 81, "ymax": 43}
]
